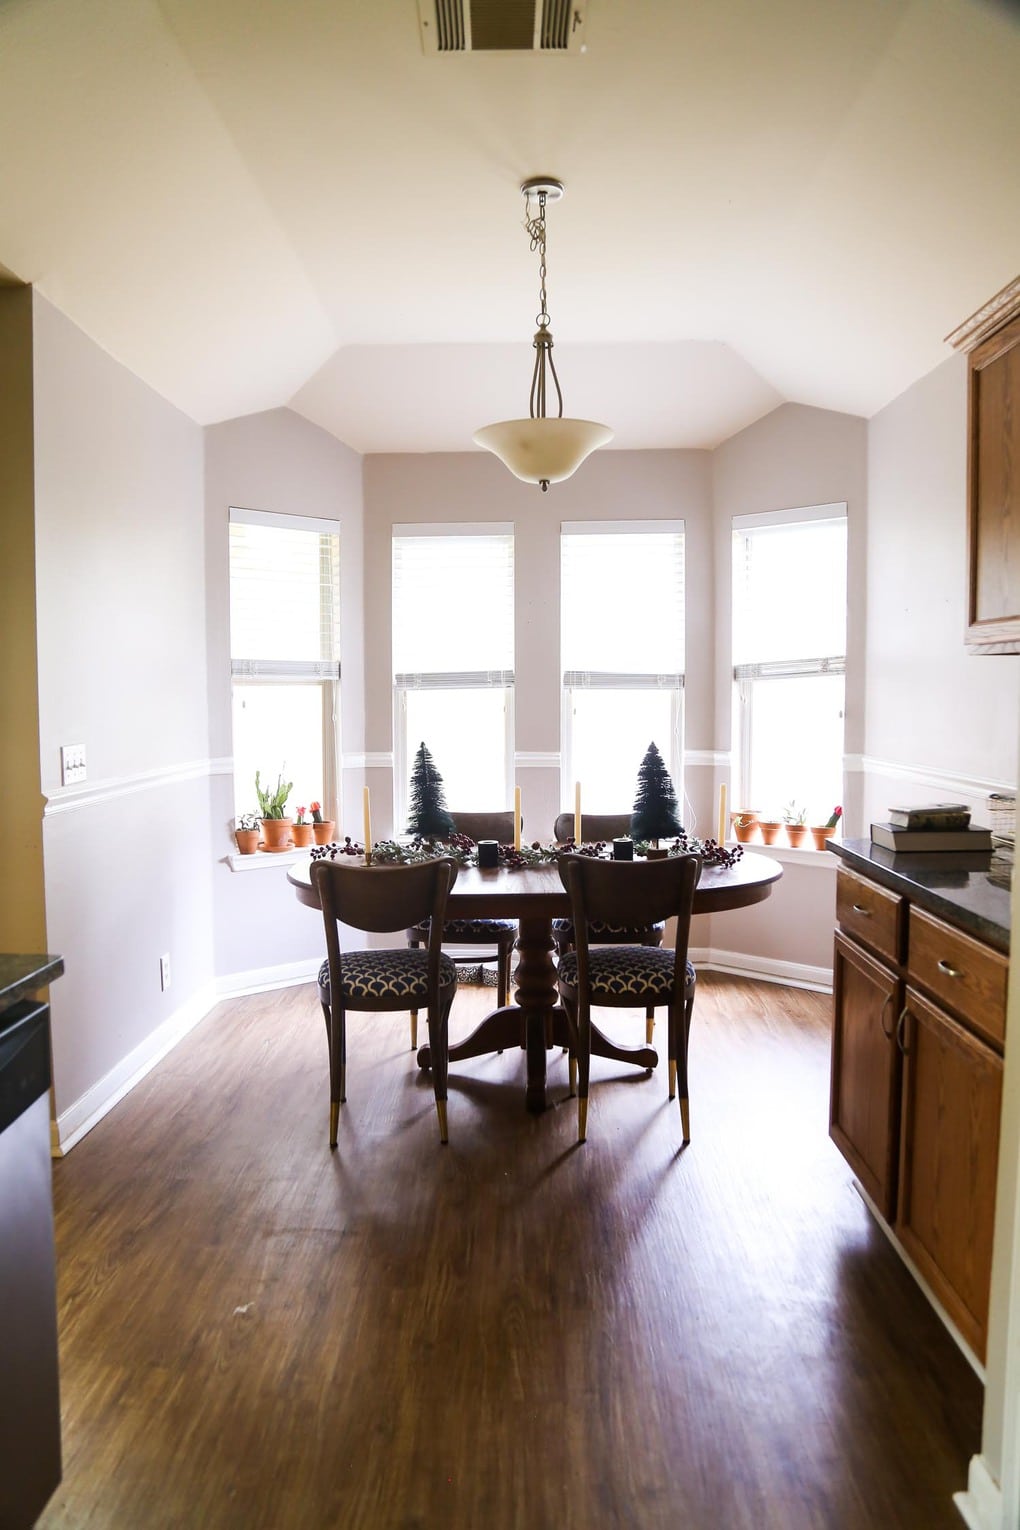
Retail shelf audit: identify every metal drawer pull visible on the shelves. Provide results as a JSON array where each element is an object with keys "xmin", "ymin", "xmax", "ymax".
[
  {"xmin": 852, "ymin": 903, "xmax": 871, "ymax": 915},
  {"xmin": 896, "ymin": 1005, "xmax": 911, "ymax": 1055},
  {"xmin": 937, "ymin": 959, "xmax": 962, "ymax": 979},
  {"xmin": 880, "ymin": 992, "xmax": 895, "ymax": 1040}
]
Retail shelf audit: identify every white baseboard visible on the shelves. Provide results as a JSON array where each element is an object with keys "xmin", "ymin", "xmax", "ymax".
[
  {"xmin": 693, "ymin": 946, "xmax": 833, "ymax": 992},
  {"xmin": 52, "ymin": 981, "xmax": 218, "ymax": 1156},
  {"xmin": 954, "ymin": 1455, "xmax": 1003, "ymax": 1530},
  {"xmin": 215, "ymin": 958, "xmax": 322, "ymax": 999}
]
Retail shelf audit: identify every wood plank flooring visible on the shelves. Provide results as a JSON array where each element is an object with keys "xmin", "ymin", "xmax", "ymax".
[{"xmin": 37, "ymin": 974, "xmax": 981, "ymax": 1529}]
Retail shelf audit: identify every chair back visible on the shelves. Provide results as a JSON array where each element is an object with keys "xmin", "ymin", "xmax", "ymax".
[
  {"xmin": 312, "ymin": 857, "xmax": 458, "ymax": 936},
  {"xmin": 557, "ymin": 851, "xmax": 701, "ymax": 989},
  {"xmin": 451, "ymin": 810, "xmax": 515, "ymax": 843},
  {"xmin": 553, "ymin": 811, "xmax": 632, "ymax": 845}
]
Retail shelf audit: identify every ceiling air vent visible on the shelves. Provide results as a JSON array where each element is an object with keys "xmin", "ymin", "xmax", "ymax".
[{"xmin": 417, "ymin": 0, "xmax": 589, "ymax": 54}]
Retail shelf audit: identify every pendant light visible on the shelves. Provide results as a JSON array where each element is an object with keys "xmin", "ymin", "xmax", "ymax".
[{"xmin": 474, "ymin": 178, "xmax": 612, "ymax": 491}]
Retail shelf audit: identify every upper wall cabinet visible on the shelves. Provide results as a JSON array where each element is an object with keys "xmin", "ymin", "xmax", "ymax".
[{"xmin": 948, "ymin": 276, "xmax": 1020, "ymax": 654}]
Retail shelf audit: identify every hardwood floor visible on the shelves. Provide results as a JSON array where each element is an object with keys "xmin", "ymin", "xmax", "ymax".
[{"xmin": 38, "ymin": 973, "xmax": 981, "ymax": 1529}]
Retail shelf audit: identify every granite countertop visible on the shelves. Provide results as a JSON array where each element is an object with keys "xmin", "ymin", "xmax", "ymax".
[
  {"xmin": 0, "ymin": 954, "xmax": 64, "ymax": 1013},
  {"xmin": 830, "ymin": 840, "xmax": 1011, "ymax": 954}
]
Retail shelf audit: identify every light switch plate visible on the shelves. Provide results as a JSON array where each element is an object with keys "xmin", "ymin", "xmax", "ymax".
[{"xmin": 61, "ymin": 744, "xmax": 87, "ymax": 785}]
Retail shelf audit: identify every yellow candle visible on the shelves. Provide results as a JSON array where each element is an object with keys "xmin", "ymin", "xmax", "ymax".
[
  {"xmin": 514, "ymin": 785, "xmax": 522, "ymax": 851},
  {"xmin": 718, "ymin": 783, "xmax": 727, "ymax": 845},
  {"xmin": 363, "ymin": 786, "xmax": 372, "ymax": 865},
  {"xmin": 574, "ymin": 782, "xmax": 582, "ymax": 846}
]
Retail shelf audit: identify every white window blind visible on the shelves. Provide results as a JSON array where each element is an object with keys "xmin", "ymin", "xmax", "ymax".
[
  {"xmin": 561, "ymin": 522, "xmax": 685, "ymax": 814},
  {"xmin": 732, "ymin": 510, "xmax": 846, "ymax": 673},
  {"xmin": 392, "ymin": 525, "xmax": 514, "ymax": 685},
  {"xmin": 561, "ymin": 522, "xmax": 684, "ymax": 681},
  {"xmin": 229, "ymin": 512, "xmax": 340, "ymax": 680}
]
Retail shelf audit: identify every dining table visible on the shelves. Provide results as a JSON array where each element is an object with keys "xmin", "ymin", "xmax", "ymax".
[{"xmin": 288, "ymin": 850, "xmax": 782, "ymax": 1114}]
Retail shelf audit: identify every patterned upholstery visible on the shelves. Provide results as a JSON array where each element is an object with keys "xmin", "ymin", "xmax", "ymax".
[
  {"xmin": 318, "ymin": 951, "xmax": 457, "ymax": 1003},
  {"xmin": 557, "ymin": 947, "xmax": 696, "ymax": 999},
  {"xmin": 413, "ymin": 917, "xmax": 516, "ymax": 940},
  {"xmin": 553, "ymin": 917, "xmax": 665, "ymax": 944}
]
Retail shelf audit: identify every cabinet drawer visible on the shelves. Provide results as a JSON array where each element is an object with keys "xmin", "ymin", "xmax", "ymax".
[
  {"xmin": 908, "ymin": 907, "xmax": 1007, "ymax": 1049},
  {"xmin": 836, "ymin": 869, "xmax": 904, "ymax": 963}
]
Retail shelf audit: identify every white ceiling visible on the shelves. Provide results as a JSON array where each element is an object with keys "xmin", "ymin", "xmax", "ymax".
[{"xmin": 0, "ymin": 0, "xmax": 1018, "ymax": 453}]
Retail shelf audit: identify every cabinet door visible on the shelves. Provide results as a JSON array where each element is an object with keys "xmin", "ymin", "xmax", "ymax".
[
  {"xmin": 967, "ymin": 310, "xmax": 1020, "ymax": 652},
  {"xmin": 830, "ymin": 931, "xmax": 902, "ymax": 1219},
  {"xmin": 896, "ymin": 986, "xmax": 1003, "ymax": 1360}
]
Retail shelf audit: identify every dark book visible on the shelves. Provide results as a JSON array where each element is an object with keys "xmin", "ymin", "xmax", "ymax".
[
  {"xmin": 887, "ymin": 802, "xmax": 970, "ymax": 830},
  {"xmin": 870, "ymin": 822, "xmax": 992, "ymax": 852}
]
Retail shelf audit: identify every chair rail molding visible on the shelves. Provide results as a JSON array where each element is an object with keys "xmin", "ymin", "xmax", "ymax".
[
  {"xmin": 860, "ymin": 755, "xmax": 1015, "ymax": 798},
  {"xmin": 342, "ymin": 752, "xmax": 394, "ymax": 770},
  {"xmin": 686, "ymin": 750, "xmax": 731, "ymax": 768},
  {"xmin": 44, "ymin": 757, "xmax": 218, "ymax": 814},
  {"xmin": 514, "ymin": 751, "xmax": 561, "ymax": 768}
]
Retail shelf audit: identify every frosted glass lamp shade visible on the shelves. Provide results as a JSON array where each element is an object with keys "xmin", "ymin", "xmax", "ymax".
[{"xmin": 473, "ymin": 417, "xmax": 613, "ymax": 485}]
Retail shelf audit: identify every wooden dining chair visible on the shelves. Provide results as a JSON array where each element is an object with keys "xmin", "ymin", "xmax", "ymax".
[
  {"xmin": 555, "ymin": 852, "xmax": 701, "ymax": 1144},
  {"xmin": 406, "ymin": 809, "xmax": 518, "ymax": 1049},
  {"xmin": 312, "ymin": 856, "xmax": 459, "ymax": 1147},
  {"xmin": 552, "ymin": 812, "xmax": 664, "ymax": 1042}
]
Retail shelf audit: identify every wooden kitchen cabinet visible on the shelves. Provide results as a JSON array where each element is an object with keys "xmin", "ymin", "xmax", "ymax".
[{"xmin": 829, "ymin": 853, "xmax": 1008, "ymax": 1360}]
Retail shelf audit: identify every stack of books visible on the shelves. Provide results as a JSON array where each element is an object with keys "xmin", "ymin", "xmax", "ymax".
[
  {"xmin": 870, "ymin": 803, "xmax": 993, "ymax": 853},
  {"xmin": 987, "ymin": 792, "xmax": 1015, "ymax": 886}
]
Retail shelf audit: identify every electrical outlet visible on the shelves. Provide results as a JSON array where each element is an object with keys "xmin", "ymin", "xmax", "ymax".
[
  {"xmin": 61, "ymin": 743, "xmax": 87, "ymax": 785},
  {"xmin": 160, "ymin": 953, "xmax": 171, "ymax": 992}
]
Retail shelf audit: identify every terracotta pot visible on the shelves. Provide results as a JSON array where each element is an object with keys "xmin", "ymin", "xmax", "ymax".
[
  {"xmin": 312, "ymin": 820, "xmax": 336, "ymax": 845},
  {"xmin": 758, "ymin": 821, "xmax": 783, "ymax": 846},
  {"xmin": 259, "ymin": 817, "xmax": 293, "ymax": 850},
  {"xmin": 785, "ymin": 823, "xmax": 809, "ymax": 848},
  {"xmin": 810, "ymin": 825, "xmax": 837, "ymax": 851},
  {"xmin": 731, "ymin": 812, "xmax": 759, "ymax": 844},
  {"xmin": 234, "ymin": 829, "xmax": 260, "ymax": 855},
  {"xmin": 291, "ymin": 823, "xmax": 314, "ymax": 847}
]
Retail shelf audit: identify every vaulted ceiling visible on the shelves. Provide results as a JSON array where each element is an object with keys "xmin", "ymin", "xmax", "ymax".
[{"xmin": 1, "ymin": 0, "xmax": 1018, "ymax": 452}]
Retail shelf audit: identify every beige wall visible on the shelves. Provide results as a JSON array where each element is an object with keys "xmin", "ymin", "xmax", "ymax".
[
  {"xmin": 865, "ymin": 354, "xmax": 1019, "ymax": 818},
  {"xmin": 204, "ymin": 408, "xmax": 365, "ymax": 979},
  {"xmin": 0, "ymin": 286, "xmax": 46, "ymax": 954},
  {"xmin": 31, "ymin": 294, "xmax": 214, "ymax": 1120}
]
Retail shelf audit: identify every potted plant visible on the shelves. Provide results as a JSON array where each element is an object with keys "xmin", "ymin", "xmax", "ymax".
[
  {"xmin": 291, "ymin": 805, "xmax": 314, "ymax": 848},
  {"xmin": 783, "ymin": 800, "xmax": 809, "ymax": 847},
  {"xmin": 730, "ymin": 810, "xmax": 760, "ymax": 844},
  {"xmin": 810, "ymin": 804, "xmax": 842, "ymax": 850},
  {"xmin": 757, "ymin": 815, "xmax": 783, "ymax": 846},
  {"xmin": 234, "ymin": 812, "xmax": 260, "ymax": 855},
  {"xmin": 310, "ymin": 800, "xmax": 335, "ymax": 845},
  {"xmin": 255, "ymin": 769, "xmax": 294, "ymax": 850}
]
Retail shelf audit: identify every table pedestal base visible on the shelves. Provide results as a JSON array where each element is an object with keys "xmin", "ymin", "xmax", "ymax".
[{"xmin": 416, "ymin": 914, "xmax": 659, "ymax": 1113}]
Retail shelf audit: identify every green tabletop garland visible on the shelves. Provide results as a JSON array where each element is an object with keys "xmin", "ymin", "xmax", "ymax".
[{"xmin": 311, "ymin": 830, "xmax": 742, "ymax": 870}]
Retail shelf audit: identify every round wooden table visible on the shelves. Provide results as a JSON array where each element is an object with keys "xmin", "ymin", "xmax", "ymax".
[{"xmin": 288, "ymin": 851, "xmax": 782, "ymax": 1113}]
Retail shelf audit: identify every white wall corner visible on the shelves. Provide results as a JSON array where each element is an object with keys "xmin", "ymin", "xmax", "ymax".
[
  {"xmin": 954, "ymin": 1454, "xmax": 1003, "ymax": 1530},
  {"xmin": 690, "ymin": 947, "xmax": 833, "ymax": 993}
]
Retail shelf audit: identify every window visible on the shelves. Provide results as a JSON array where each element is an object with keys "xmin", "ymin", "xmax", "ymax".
[
  {"xmin": 229, "ymin": 509, "xmax": 340, "ymax": 820},
  {"xmin": 731, "ymin": 505, "xmax": 846, "ymax": 821},
  {"xmin": 392, "ymin": 525, "xmax": 514, "ymax": 822},
  {"xmin": 561, "ymin": 522, "xmax": 684, "ymax": 813}
]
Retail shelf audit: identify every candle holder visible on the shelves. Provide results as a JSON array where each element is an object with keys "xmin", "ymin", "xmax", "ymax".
[
  {"xmin": 477, "ymin": 839, "xmax": 499, "ymax": 869},
  {"xmin": 612, "ymin": 837, "xmax": 634, "ymax": 861}
]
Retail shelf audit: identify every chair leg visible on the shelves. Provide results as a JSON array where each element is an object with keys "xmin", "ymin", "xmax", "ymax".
[
  {"xmin": 669, "ymin": 999, "xmax": 691, "ymax": 1142},
  {"xmin": 325, "ymin": 997, "xmax": 346, "ymax": 1150},
  {"xmin": 497, "ymin": 933, "xmax": 512, "ymax": 1008},
  {"xmin": 428, "ymin": 992, "xmax": 453, "ymax": 1144},
  {"xmin": 576, "ymin": 999, "xmax": 591, "ymax": 1143},
  {"xmin": 409, "ymin": 1010, "xmax": 418, "ymax": 1050},
  {"xmin": 645, "ymin": 1005, "xmax": 655, "ymax": 1044}
]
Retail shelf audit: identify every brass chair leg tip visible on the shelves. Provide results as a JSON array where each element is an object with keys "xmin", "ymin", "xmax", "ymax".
[
  {"xmin": 680, "ymin": 1097, "xmax": 690, "ymax": 1141},
  {"xmin": 578, "ymin": 1099, "xmax": 588, "ymax": 1142},
  {"xmin": 329, "ymin": 1099, "xmax": 340, "ymax": 1148},
  {"xmin": 436, "ymin": 1100, "xmax": 448, "ymax": 1144}
]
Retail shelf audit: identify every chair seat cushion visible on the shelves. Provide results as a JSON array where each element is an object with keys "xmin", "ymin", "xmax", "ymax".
[
  {"xmin": 552, "ymin": 917, "xmax": 665, "ymax": 944},
  {"xmin": 411, "ymin": 917, "xmax": 516, "ymax": 941},
  {"xmin": 318, "ymin": 950, "xmax": 457, "ymax": 1002},
  {"xmin": 557, "ymin": 947, "xmax": 696, "ymax": 999}
]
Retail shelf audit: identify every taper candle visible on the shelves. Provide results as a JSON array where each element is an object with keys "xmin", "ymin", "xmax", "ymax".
[
  {"xmin": 574, "ymin": 782, "xmax": 582, "ymax": 846},
  {"xmin": 718, "ymin": 783, "xmax": 727, "ymax": 846},
  {"xmin": 363, "ymin": 786, "xmax": 372, "ymax": 865},
  {"xmin": 514, "ymin": 785, "xmax": 522, "ymax": 851}
]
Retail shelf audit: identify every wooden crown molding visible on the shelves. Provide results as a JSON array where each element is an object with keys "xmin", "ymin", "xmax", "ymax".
[{"xmin": 945, "ymin": 274, "xmax": 1020, "ymax": 353}]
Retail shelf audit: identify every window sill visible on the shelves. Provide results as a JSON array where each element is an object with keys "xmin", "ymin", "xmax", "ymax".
[
  {"xmin": 725, "ymin": 841, "xmax": 840, "ymax": 868},
  {"xmin": 227, "ymin": 848, "xmax": 315, "ymax": 873}
]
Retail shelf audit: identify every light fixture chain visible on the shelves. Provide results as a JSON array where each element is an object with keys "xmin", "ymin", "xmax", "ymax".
[{"xmin": 524, "ymin": 189, "xmax": 550, "ymax": 326}]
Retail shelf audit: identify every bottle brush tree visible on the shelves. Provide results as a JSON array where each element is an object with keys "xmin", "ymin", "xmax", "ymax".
[
  {"xmin": 630, "ymin": 742, "xmax": 683, "ymax": 845},
  {"xmin": 407, "ymin": 742, "xmax": 455, "ymax": 839}
]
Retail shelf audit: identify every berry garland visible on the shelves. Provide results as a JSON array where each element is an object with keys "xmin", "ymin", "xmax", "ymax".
[{"xmin": 310, "ymin": 832, "xmax": 742, "ymax": 870}]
